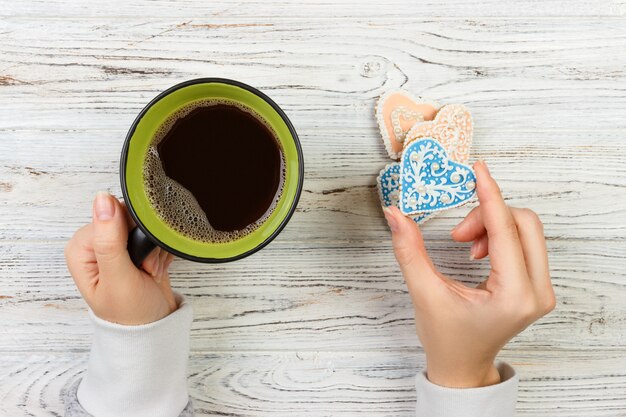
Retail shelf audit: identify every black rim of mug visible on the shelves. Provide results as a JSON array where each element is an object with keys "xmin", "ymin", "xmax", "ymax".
[{"xmin": 120, "ymin": 77, "xmax": 304, "ymax": 263}]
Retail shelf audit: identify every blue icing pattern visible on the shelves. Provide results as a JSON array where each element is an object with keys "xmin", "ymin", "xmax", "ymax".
[
  {"xmin": 377, "ymin": 163, "xmax": 432, "ymax": 225},
  {"xmin": 399, "ymin": 138, "xmax": 476, "ymax": 215},
  {"xmin": 378, "ymin": 163, "xmax": 401, "ymax": 207}
]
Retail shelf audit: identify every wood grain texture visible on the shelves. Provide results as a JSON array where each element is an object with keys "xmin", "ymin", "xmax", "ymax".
[
  {"xmin": 1, "ymin": 351, "xmax": 625, "ymax": 417},
  {"xmin": 1, "ymin": 1, "xmax": 626, "ymax": 415},
  {"xmin": 1, "ymin": 129, "xmax": 625, "ymax": 242},
  {"xmin": 2, "ymin": 0, "xmax": 625, "ymax": 18},
  {"xmin": 1, "ymin": 240, "xmax": 624, "ymax": 352},
  {"xmin": 1, "ymin": 18, "xmax": 626, "ymax": 132}
]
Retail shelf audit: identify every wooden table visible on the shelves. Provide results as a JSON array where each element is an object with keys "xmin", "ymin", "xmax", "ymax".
[{"xmin": 1, "ymin": 1, "xmax": 625, "ymax": 415}]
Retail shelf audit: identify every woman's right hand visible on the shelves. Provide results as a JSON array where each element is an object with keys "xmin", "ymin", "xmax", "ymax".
[
  {"xmin": 65, "ymin": 192, "xmax": 177, "ymax": 325},
  {"xmin": 383, "ymin": 161, "xmax": 556, "ymax": 388}
]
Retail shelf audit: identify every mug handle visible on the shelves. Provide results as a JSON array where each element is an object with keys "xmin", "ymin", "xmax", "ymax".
[{"xmin": 127, "ymin": 227, "xmax": 157, "ymax": 267}]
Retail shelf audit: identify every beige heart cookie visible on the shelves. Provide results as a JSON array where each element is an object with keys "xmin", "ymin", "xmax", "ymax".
[
  {"xmin": 404, "ymin": 104, "xmax": 473, "ymax": 164},
  {"xmin": 375, "ymin": 90, "xmax": 439, "ymax": 159}
]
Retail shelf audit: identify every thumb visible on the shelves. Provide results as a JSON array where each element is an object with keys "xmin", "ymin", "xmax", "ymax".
[
  {"xmin": 382, "ymin": 206, "xmax": 438, "ymax": 289},
  {"xmin": 92, "ymin": 192, "xmax": 136, "ymax": 280}
]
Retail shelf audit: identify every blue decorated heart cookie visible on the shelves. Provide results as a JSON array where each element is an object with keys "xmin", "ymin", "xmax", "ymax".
[
  {"xmin": 399, "ymin": 138, "xmax": 476, "ymax": 215},
  {"xmin": 377, "ymin": 163, "xmax": 434, "ymax": 224}
]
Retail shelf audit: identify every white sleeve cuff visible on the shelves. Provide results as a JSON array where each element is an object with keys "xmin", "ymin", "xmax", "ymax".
[
  {"xmin": 415, "ymin": 361, "xmax": 518, "ymax": 417},
  {"xmin": 77, "ymin": 293, "xmax": 193, "ymax": 417}
]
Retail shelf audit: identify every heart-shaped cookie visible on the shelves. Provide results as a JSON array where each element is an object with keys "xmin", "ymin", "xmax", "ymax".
[
  {"xmin": 376, "ymin": 90, "xmax": 439, "ymax": 160},
  {"xmin": 377, "ymin": 163, "xmax": 434, "ymax": 224},
  {"xmin": 400, "ymin": 138, "xmax": 476, "ymax": 215},
  {"xmin": 404, "ymin": 104, "xmax": 473, "ymax": 164}
]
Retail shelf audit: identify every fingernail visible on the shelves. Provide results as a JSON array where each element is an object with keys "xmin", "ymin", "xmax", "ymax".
[
  {"xmin": 382, "ymin": 206, "xmax": 399, "ymax": 233},
  {"xmin": 451, "ymin": 223, "xmax": 462, "ymax": 236},
  {"xmin": 469, "ymin": 243, "xmax": 477, "ymax": 261},
  {"xmin": 95, "ymin": 191, "xmax": 114, "ymax": 221},
  {"xmin": 479, "ymin": 160, "xmax": 490, "ymax": 175}
]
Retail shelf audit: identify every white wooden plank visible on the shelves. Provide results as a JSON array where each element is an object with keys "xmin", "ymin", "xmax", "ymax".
[
  {"xmin": 0, "ymin": 130, "xmax": 624, "ymax": 242},
  {"xmin": 2, "ymin": 0, "xmax": 623, "ymax": 18},
  {"xmin": 1, "ymin": 351, "xmax": 625, "ymax": 416},
  {"xmin": 1, "ymin": 240, "xmax": 624, "ymax": 352},
  {"xmin": 1, "ymin": 3, "xmax": 626, "ymax": 414},
  {"xmin": 1, "ymin": 18, "xmax": 626, "ymax": 131}
]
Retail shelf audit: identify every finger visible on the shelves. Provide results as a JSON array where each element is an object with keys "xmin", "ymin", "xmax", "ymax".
[
  {"xmin": 164, "ymin": 253, "xmax": 174, "ymax": 269},
  {"xmin": 141, "ymin": 247, "xmax": 161, "ymax": 277},
  {"xmin": 451, "ymin": 206, "xmax": 489, "ymax": 260},
  {"xmin": 91, "ymin": 192, "xmax": 136, "ymax": 280},
  {"xmin": 382, "ymin": 206, "xmax": 441, "ymax": 297},
  {"xmin": 474, "ymin": 161, "xmax": 527, "ymax": 280},
  {"xmin": 470, "ymin": 234, "xmax": 489, "ymax": 260},
  {"xmin": 158, "ymin": 247, "xmax": 169, "ymax": 264},
  {"xmin": 451, "ymin": 206, "xmax": 485, "ymax": 243},
  {"xmin": 65, "ymin": 223, "xmax": 98, "ymax": 294},
  {"xmin": 154, "ymin": 249, "xmax": 170, "ymax": 283},
  {"xmin": 161, "ymin": 252, "xmax": 174, "ymax": 279},
  {"xmin": 510, "ymin": 208, "xmax": 555, "ymax": 313},
  {"xmin": 157, "ymin": 254, "xmax": 175, "ymax": 293}
]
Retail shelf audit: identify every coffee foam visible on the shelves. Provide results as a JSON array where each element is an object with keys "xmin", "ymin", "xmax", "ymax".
[{"xmin": 143, "ymin": 98, "xmax": 285, "ymax": 243}]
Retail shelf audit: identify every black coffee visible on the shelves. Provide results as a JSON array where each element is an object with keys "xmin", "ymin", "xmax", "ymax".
[{"xmin": 143, "ymin": 99, "xmax": 284, "ymax": 243}]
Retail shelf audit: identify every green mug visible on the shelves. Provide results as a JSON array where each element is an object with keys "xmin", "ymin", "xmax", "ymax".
[{"xmin": 121, "ymin": 78, "xmax": 304, "ymax": 265}]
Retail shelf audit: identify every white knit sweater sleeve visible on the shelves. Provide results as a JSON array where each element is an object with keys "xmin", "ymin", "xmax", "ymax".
[
  {"xmin": 64, "ymin": 293, "xmax": 518, "ymax": 417},
  {"xmin": 415, "ymin": 361, "xmax": 519, "ymax": 417},
  {"xmin": 64, "ymin": 293, "xmax": 194, "ymax": 417}
]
